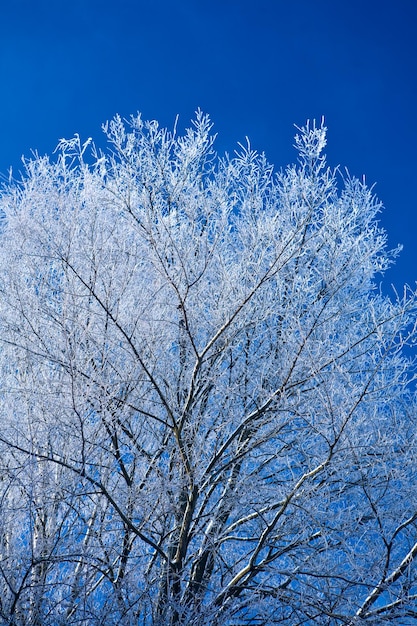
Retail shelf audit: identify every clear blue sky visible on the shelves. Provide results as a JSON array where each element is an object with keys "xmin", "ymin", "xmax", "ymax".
[{"xmin": 1, "ymin": 0, "xmax": 416, "ymax": 291}]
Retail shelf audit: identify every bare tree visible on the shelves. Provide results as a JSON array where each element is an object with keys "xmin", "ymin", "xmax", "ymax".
[{"xmin": 0, "ymin": 113, "xmax": 416, "ymax": 625}]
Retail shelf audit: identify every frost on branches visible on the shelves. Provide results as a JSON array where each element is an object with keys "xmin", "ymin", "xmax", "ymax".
[{"xmin": 0, "ymin": 113, "xmax": 416, "ymax": 625}]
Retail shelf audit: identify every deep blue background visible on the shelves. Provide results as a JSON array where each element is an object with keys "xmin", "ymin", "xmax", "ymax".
[{"xmin": 0, "ymin": 0, "xmax": 415, "ymax": 292}]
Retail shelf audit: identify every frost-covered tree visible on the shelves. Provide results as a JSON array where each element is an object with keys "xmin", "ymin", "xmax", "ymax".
[{"xmin": 0, "ymin": 112, "xmax": 416, "ymax": 625}]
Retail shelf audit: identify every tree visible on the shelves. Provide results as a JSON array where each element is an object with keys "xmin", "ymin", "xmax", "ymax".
[{"xmin": 0, "ymin": 112, "xmax": 416, "ymax": 625}]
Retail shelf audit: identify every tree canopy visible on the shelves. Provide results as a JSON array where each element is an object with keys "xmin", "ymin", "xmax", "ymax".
[{"xmin": 0, "ymin": 112, "xmax": 416, "ymax": 625}]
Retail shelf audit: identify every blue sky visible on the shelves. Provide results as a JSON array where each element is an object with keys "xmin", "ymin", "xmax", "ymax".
[{"xmin": 0, "ymin": 0, "xmax": 416, "ymax": 291}]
